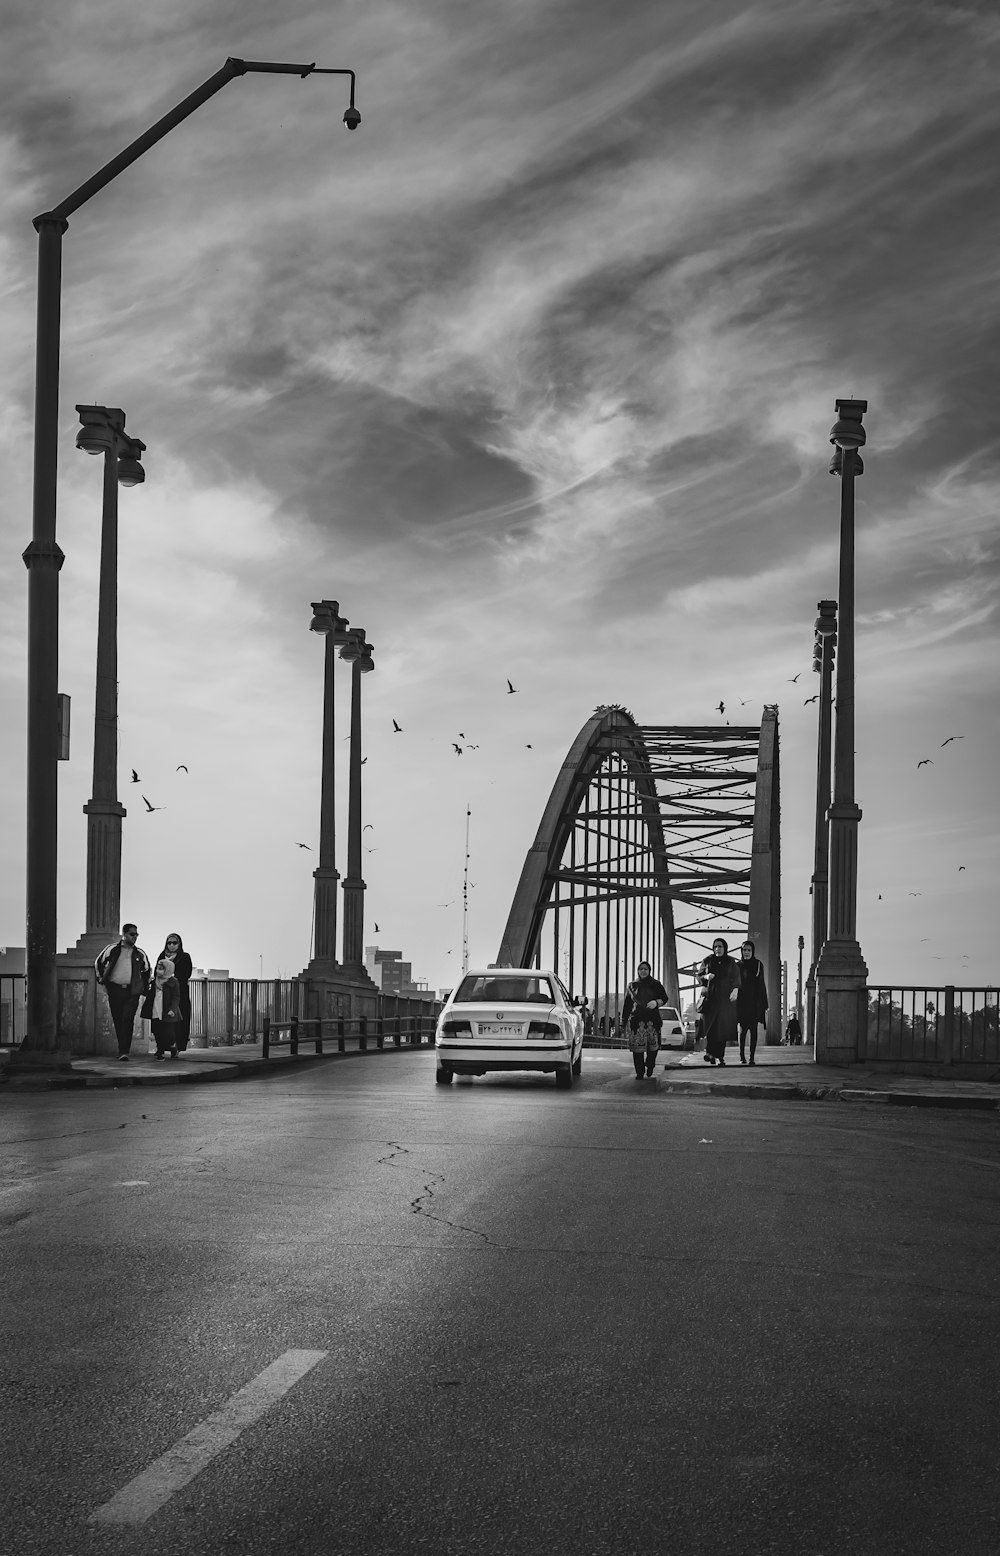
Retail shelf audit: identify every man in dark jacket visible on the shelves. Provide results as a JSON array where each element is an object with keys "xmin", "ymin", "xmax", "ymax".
[{"xmin": 95, "ymin": 923, "xmax": 151, "ymax": 1060}]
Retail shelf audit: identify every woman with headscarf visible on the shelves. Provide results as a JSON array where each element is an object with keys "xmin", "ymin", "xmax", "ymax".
[
  {"xmin": 140, "ymin": 956, "xmax": 183, "ymax": 1059},
  {"xmin": 157, "ymin": 932, "xmax": 193, "ymax": 1051},
  {"xmin": 621, "ymin": 959, "xmax": 671, "ymax": 1079},
  {"xmin": 736, "ymin": 938, "xmax": 769, "ymax": 1065},
  {"xmin": 697, "ymin": 937, "xmax": 740, "ymax": 1065}
]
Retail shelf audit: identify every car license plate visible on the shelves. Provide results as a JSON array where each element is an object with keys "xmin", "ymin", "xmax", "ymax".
[{"xmin": 480, "ymin": 1023, "xmax": 522, "ymax": 1037}]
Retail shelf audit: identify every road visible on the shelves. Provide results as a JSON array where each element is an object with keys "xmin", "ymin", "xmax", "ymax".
[{"xmin": 3, "ymin": 1049, "xmax": 999, "ymax": 1555}]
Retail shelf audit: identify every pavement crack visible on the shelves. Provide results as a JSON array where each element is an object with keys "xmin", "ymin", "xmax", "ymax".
[{"xmin": 378, "ymin": 1142, "xmax": 501, "ymax": 1247}]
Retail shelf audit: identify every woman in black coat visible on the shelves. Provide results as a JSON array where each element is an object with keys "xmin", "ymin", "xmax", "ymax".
[
  {"xmin": 621, "ymin": 960, "xmax": 671, "ymax": 1079},
  {"xmin": 158, "ymin": 933, "xmax": 193, "ymax": 1051},
  {"xmin": 736, "ymin": 939, "xmax": 768, "ymax": 1065},
  {"xmin": 697, "ymin": 938, "xmax": 740, "ymax": 1065}
]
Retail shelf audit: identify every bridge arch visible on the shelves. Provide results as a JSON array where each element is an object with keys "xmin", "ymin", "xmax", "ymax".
[{"xmin": 496, "ymin": 706, "xmax": 781, "ymax": 1042}]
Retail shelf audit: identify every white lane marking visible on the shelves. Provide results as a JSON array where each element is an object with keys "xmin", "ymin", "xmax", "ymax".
[
  {"xmin": 112, "ymin": 1180, "xmax": 149, "ymax": 1187},
  {"xmin": 89, "ymin": 1348, "xmax": 327, "ymax": 1526}
]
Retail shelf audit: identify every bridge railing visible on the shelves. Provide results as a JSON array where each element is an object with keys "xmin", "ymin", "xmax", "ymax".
[
  {"xmin": 185, "ymin": 981, "xmax": 440, "ymax": 1049},
  {"xmin": 260, "ymin": 1011, "xmax": 439, "ymax": 1059},
  {"xmin": 863, "ymin": 986, "xmax": 998, "ymax": 1065}
]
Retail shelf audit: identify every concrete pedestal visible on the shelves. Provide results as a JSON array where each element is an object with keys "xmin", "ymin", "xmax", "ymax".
[
  {"xmin": 301, "ymin": 961, "xmax": 379, "ymax": 1023},
  {"xmin": 815, "ymin": 939, "xmax": 869, "ymax": 1066}
]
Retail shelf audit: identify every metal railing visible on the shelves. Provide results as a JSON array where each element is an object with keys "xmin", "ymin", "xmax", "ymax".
[
  {"xmin": 864, "ymin": 986, "xmax": 998, "ymax": 1065},
  {"xmin": 1, "ymin": 974, "xmax": 26, "ymax": 1046},
  {"xmin": 260, "ymin": 1010, "xmax": 439, "ymax": 1058},
  {"xmin": 186, "ymin": 981, "xmax": 440, "ymax": 1049}
]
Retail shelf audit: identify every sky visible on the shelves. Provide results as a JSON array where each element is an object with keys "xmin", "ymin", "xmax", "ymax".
[{"xmin": 1, "ymin": 0, "xmax": 998, "ymax": 996}]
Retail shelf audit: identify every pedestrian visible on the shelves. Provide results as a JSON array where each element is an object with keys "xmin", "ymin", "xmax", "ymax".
[
  {"xmin": 697, "ymin": 937, "xmax": 739, "ymax": 1066},
  {"xmin": 736, "ymin": 939, "xmax": 768, "ymax": 1066},
  {"xmin": 140, "ymin": 956, "xmax": 183, "ymax": 1059},
  {"xmin": 579, "ymin": 996, "xmax": 594, "ymax": 1038},
  {"xmin": 621, "ymin": 960, "xmax": 671, "ymax": 1079},
  {"xmin": 785, "ymin": 1013, "xmax": 803, "ymax": 1045},
  {"xmin": 157, "ymin": 932, "xmax": 193, "ymax": 1051},
  {"xmin": 95, "ymin": 922, "xmax": 152, "ymax": 1061}
]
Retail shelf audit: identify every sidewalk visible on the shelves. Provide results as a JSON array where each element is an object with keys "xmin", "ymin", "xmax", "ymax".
[
  {"xmin": 1, "ymin": 1040, "xmax": 998, "ymax": 1109},
  {"xmin": 0, "ymin": 1036, "xmax": 415, "ymax": 1092}
]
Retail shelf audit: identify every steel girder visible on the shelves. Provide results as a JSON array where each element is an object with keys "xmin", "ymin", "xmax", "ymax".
[
  {"xmin": 496, "ymin": 708, "xmax": 679, "ymax": 1002},
  {"xmin": 496, "ymin": 705, "xmax": 781, "ymax": 1036}
]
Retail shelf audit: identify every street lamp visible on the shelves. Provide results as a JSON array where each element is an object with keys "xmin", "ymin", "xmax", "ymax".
[
  {"xmin": 805, "ymin": 598, "xmax": 837, "ymax": 1044},
  {"xmin": 308, "ymin": 600, "xmax": 355, "ymax": 969},
  {"xmin": 18, "ymin": 57, "xmax": 359, "ymax": 1061},
  {"xmin": 338, "ymin": 628, "xmax": 375, "ymax": 968},
  {"xmin": 815, "ymin": 399, "xmax": 869, "ymax": 1064},
  {"xmin": 73, "ymin": 406, "xmax": 145, "ymax": 953}
]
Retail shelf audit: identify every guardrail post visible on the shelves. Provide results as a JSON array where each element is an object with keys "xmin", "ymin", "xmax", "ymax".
[
  {"xmin": 359, "ymin": 1016, "xmax": 367, "ymax": 1052},
  {"xmin": 944, "ymin": 985, "xmax": 957, "ymax": 1063},
  {"xmin": 376, "ymin": 1015, "xmax": 384, "ymax": 1050},
  {"xmin": 315, "ymin": 1019, "xmax": 323, "ymax": 1055},
  {"xmin": 290, "ymin": 1016, "xmax": 299, "ymax": 1056},
  {"xmin": 337, "ymin": 1017, "xmax": 345, "ymax": 1054},
  {"xmin": 262, "ymin": 1014, "xmax": 270, "ymax": 1060}
]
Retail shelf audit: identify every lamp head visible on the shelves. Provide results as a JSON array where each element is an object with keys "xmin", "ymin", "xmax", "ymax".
[
  {"xmin": 117, "ymin": 456, "xmax": 145, "ymax": 487},
  {"xmin": 343, "ymin": 105, "xmax": 361, "ymax": 131}
]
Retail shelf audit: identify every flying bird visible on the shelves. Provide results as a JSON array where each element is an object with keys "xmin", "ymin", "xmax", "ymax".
[
  {"xmin": 466, "ymin": 743, "xmax": 480, "ymax": 749},
  {"xmin": 363, "ymin": 823, "xmax": 374, "ymax": 831},
  {"xmin": 295, "ymin": 842, "xmax": 311, "ymax": 850},
  {"xmin": 525, "ymin": 743, "xmax": 533, "ymax": 749},
  {"xmin": 908, "ymin": 891, "xmax": 923, "ymax": 897},
  {"xmin": 141, "ymin": 795, "xmax": 165, "ymax": 812},
  {"xmin": 507, "ymin": 679, "xmax": 518, "ymax": 694},
  {"xmin": 787, "ymin": 673, "xmax": 802, "ymax": 683},
  {"xmin": 716, "ymin": 701, "xmax": 725, "ymax": 715},
  {"xmin": 458, "ymin": 732, "xmax": 466, "ymax": 739},
  {"xmin": 130, "ymin": 768, "xmax": 141, "ymax": 783},
  {"xmin": 373, "ymin": 923, "xmax": 380, "ymax": 933},
  {"xmin": 392, "ymin": 719, "xmax": 402, "ymax": 732},
  {"xmin": 361, "ymin": 757, "xmax": 368, "ymax": 765},
  {"xmin": 917, "ymin": 759, "xmax": 933, "ymax": 768},
  {"xmin": 958, "ymin": 865, "xmax": 966, "ymax": 871},
  {"xmin": 175, "ymin": 764, "xmax": 188, "ymax": 773},
  {"xmin": 803, "ymin": 695, "xmax": 819, "ymax": 705},
  {"xmin": 452, "ymin": 744, "xmax": 463, "ymax": 756},
  {"xmin": 366, "ymin": 847, "xmax": 379, "ymax": 854},
  {"xmin": 940, "ymin": 736, "xmax": 965, "ymax": 746}
]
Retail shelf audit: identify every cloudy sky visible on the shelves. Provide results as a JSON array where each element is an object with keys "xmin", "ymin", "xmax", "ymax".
[{"xmin": 1, "ymin": 0, "xmax": 997, "ymax": 996}]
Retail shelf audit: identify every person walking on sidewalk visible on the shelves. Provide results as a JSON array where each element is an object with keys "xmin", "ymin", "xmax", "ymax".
[
  {"xmin": 784, "ymin": 1013, "xmax": 803, "ymax": 1045},
  {"xmin": 95, "ymin": 923, "xmax": 152, "ymax": 1061},
  {"xmin": 141, "ymin": 956, "xmax": 183, "ymax": 1058},
  {"xmin": 697, "ymin": 938, "xmax": 739, "ymax": 1066},
  {"xmin": 736, "ymin": 939, "xmax": 769, "ymax": 1066},
  {"xmin": 156, "ymin": 933, "xmax": 193, "ymax": 1051},
  {"xmin": 621, "ymin": 960, "xmax": 670, "ymax": 1079}
]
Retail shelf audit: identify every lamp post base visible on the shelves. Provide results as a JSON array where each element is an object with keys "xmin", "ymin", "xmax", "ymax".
[{"xmin": 815, "ymin": 939, "xmax": 869, "ymax": 1065}]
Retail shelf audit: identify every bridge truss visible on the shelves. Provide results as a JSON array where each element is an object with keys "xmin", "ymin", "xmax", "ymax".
[{"xmin": 496, "ymin": 705, "xmax": 781, "ymax": 1042}]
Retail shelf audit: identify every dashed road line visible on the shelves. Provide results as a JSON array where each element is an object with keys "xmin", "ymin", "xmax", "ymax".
[{"xmin": 88, "ymin": 1348, "xmax": 327, "ymax": 1526}]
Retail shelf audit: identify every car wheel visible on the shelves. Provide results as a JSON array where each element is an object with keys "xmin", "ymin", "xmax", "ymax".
[
  {"xmin": 435, "ymin": 1066, "xmax": 453, "ymax": 1086},
  {"xmin": 572, "ymin": 1050, "xmax": 582, "ymax": 1078},
  {"xmin": 555, "ymin": 1063, "xmax": 573, "ymax": 1089}
]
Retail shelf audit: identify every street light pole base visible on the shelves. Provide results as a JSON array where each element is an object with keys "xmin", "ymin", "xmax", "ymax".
[{"xmin": 815, "ymin": 938, "xmax": 869, "ymax": 1065}]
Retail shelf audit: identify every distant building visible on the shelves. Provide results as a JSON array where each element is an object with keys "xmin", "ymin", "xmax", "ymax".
[
  {"xmin": 0, "ymin": 946, "xmax": 26, "ymax": 1046},
  {"xmin": 190, "ymin": 967, "xmax": 231, "ymax": 980},
  {"xmin": 364, "ymin": 947, "xmax": 432, "ymax": 999}
]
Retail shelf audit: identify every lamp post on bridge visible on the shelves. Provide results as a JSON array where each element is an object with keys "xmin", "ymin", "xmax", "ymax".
[
  {"xmin": 805, "ymin": 598, "xmax": 837, "ymax": 1044},
  {"xmin": 338, "ymin": 628, "xmax": 375, "ymax": 971},
  {"xmin": 307, "ymin": 600, "xmax": 354, "ymax": 971},
  {"xmin": 16, "ymin": 56, "xmax": 360, "ymax": 1064},
  {"xmin": 815, "ymin": 399, "xmax": 869, "ymax": 1063},
  {"xmin": 70, "ymin": 406, "xmax": 145, "ymax": 955}
]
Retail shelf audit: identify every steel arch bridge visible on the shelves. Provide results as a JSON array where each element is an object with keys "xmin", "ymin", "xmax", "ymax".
[{"xmin": 496, "ymin": 705, "xmax": 781, "ymax": 1043}]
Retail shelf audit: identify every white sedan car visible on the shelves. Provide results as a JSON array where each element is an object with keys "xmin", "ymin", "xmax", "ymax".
[{"xmin": 435, "ymin": 968, "xmax": 584, "ymax": 1088}]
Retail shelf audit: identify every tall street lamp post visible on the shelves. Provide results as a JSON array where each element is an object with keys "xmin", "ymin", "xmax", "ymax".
[
  {"xmin": 815, "ymin": 399, "xmax": 869, "ymax": 1063},
  {"xmin": 71, "ymin": 406, "xmax": 145, "ymax": 953},
  {"xmin": 308, "ymin": 601, "xmax": 354, "ymax": 970},
  {"xmin": 805, "ymin": 598, "xmax": 837, "ymax": 1044},
  {"xmin": 339, "ymin": 629, "xmax": 375, "ymax": 970},
  {"xmin": 17, "ymin": 58, "xmax": 359, "ymax": 1062}
]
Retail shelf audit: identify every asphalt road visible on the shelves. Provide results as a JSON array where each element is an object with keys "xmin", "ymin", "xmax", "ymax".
[{"xmin": 3, "ymin": 1050, "xmax": 999, "ymax": 1556}]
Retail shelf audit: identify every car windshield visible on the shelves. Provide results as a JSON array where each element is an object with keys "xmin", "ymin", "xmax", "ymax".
[
  {"xmin": 663, "ymin": 1008, "xmax": 680, "ymax": 1021},
  {"xmin": 453, "ymin": 974, "xmax": 555, "ymax": 1005}
]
